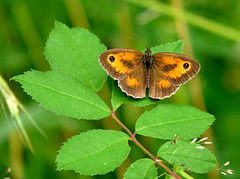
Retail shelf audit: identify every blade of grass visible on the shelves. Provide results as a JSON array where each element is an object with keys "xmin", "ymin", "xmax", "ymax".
[
  {"xmin": 170, "ymin": 0, "xmax": 220, "ymax": 178},
  {"xmin": 0, "ymin": 75, "xmax": 47, "ymax": 153},
  {"xmin": 127, "ymin": 0, "xmax": 240, "ymax": 41},
  {"xmin": 64, "ymin": 0, "xmax": 90, "ymax": 28},
  {"xmin": 0, "ymin": 75, "xmax": 34, "ymax": 152},
  {"xmin": 11, "ymin": 1, "xmax": 48, "ymax": 71},
  {"xmin": 117, "ymin": 0, "xmax": 133, "ymax": 48},
  {"xmin": 0, "ymin": 8, "xmax": 13, "ymax": 46},
  {"xmin": 10, "ymin": 131, "xmax": 23, "ymax": 179}
]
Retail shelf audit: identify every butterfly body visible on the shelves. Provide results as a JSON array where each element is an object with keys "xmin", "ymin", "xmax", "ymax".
[{"xmin": 99, "ymin": 48, "xmax": 200, "ymax": 99}]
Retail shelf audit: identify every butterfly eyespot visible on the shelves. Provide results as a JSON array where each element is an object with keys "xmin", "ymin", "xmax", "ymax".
[
  {"xmin": 183, "ymin": 63, "xmax": 189, "ymax": 69},
  {"xmin": 109, "ymin": 56, "xmax": 115, "ymax": 62}
]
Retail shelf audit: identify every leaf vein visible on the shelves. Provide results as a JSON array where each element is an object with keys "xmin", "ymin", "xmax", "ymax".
[
  {"xmin": 137, "ymin": 116, "xmax": 211, "ymax": 131},
  {"xmin": 19, "ymin": 78, "xmax": 108, "ymax": 112},
  {"xmin": 62, "ymin": 28, "xmax": 95, "ymax": 90},
  {"xmin": 160, "ymin": 152, "xmax": 215, "ymax": 164},
  {"xmin": 61, "ymin": 138, "xmax": 128, "ymax": 168}
]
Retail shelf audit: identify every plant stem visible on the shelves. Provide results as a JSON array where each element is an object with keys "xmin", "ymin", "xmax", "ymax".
[
  {"xmin": 110, "ymin": 110, "xmax": 181, "ymax": 179},
  {"xmin": 110, "ymin": 111, "xmax": 133, "ymax": 136}
]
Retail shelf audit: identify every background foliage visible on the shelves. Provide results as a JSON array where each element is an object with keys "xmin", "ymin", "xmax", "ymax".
[{"xmin": 0, "ymin": 0, "xmax": 240, "ymax": 178}]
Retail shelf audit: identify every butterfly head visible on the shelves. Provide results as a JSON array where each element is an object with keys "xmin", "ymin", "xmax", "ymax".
[
  {"xmin": 145, "ymin": 48, "xmax": 152, "ymax": 56},
  {"xmin": 143, "ymin": 48, "xmax": 153, "ymax": 68}
]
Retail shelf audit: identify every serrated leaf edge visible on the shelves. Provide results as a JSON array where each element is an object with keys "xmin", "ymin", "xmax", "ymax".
[
  {"xmin": 45, "ymin": 21, "xmax": 108, "ymax": 92},
  {"xmin": 58, "ymin": 23, "xmax": 95, "ymax": 90},
  {"xmin": 56, "ymin": 130, "xmax": 130, "ymax": 175},
  {"xmin": 136, "ymin": 116, "xmax": 214, "ymax": 132},
  {"xmin": 14, "ymin": 74, "xmax": 110, "ymax": 113},
  {"xmin": 124, "ymin": 159, "xmax": 156, "ymax": 179},
  {"xmin": 150, "ymin": 40, "xmax": 184, "ymax": 54},
  {"xmin": 57, "ymin": 137, "xmax": 130, "ymax": 170},
  {"xmin": 158, "ymin": 142, "xmax": 216, "ymax": 173}
]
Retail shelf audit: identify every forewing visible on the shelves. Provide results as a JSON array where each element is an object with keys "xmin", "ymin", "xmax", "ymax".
[
  {"xmin": 99, "ymin": 48, "xmax": 144, "ymax": 80},
  {"xmin": 153, "ymin": 52, "xmax": 200, "ymax": 85},
  {"xmin": 149, "ymin": 52, "xmax": 200, "ymax": 99}
]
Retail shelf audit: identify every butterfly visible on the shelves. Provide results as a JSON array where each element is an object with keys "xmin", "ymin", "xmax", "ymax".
[{"xmin": 99, "ymin": 47, "xmax": 200, "ymax": 99}]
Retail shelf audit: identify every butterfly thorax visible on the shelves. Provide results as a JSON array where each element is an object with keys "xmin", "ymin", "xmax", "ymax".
[
  {"xmin": 143, "ymin": 48, "xmax": 154, "ymax": 87},
  {"xmin": 143, "ymin": 48, "xmax": 154, "ymax": 69}
]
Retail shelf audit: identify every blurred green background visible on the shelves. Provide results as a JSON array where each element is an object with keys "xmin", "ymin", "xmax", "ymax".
[{"xmin": 0, "ymin": 0, "xmax": 240, "ymax": 178}]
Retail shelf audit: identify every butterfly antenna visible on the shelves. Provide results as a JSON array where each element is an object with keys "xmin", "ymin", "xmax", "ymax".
[
  {"xmin": 131, "ymin": 34, "xmax": 147, "ymax": 48},
  {"xmin": 151, "ymin": 38, "xmax": 163, "ymax": 47}
]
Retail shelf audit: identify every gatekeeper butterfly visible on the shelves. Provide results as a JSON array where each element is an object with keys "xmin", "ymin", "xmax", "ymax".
[{"xmin": 99, "ymin": 47, "xmax": 200, "ymax": 99}]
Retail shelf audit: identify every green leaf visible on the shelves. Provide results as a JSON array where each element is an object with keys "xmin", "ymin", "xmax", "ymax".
[
  {"xmin": 174, "ymin": 164, "xmax": 194, "ymax": 179},
  {"xmin": 45, "ymin": 21, "xmax": 107, "ymax": 91},
  {"xmin": 135, "ymin": 104, "xmax": 215, "ymax": 140},
  {"xmin": 110, "ymin": 79, "xmax": 157, "ymax": 110},
  {"xmin": 13, "ymin": 70, "xmax": 110, "ymax": 120},
  {"xmin": 150, "ymin": 40, "xmax": 184, "ymax": 54},
  {"xmin": 56, "ymin": 130, "xmax": 131, "ymax": 175},
  {"xmin": 158, "ymin": 141, "xmax": 216, "ymax": 173},
  {"xmin": 124, "ymin": 158, "xmax": 157, "ymax": 179},
  {"xmin": 165, "ymin": 174, "xmax": 174, "ymax": 179}
]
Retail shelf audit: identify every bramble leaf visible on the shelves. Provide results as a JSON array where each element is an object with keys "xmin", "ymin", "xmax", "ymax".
[
  {"xmin": 13, "ymin": 70, "xmax": 110, "ymax": 119},
  {"xmin": 124, "ymin": 158, "xmax": 157, "ymax": 179},
  {"xmin": 158, "ymin": 141, "xmax": 216, "ymax": 173},
  {"xmin": 45, "ymin": 21, "xmax": 107, "ymax": 91},
  {"xmin": 150, "ymin": 40, "xmax": 184, "ymax": 54},
  {"xmin": 56, "ymin": 130, "xmax": 131, "ymax": 175},
  {"xmin": 135, "ymin": 104, "xmax": 215, "ymax": 140}
]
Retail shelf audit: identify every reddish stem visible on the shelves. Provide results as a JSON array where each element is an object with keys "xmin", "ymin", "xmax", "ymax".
[{"xmin": 110, "ymin": 110, "xmax": 181, "ymax": 179}]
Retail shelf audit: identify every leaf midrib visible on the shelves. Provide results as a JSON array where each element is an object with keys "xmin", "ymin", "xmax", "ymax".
[
  {"xmin": 159, "ymin": 149, "xmax": 215, "ymax": 164},
  {"xmin": 137, "ymin": 116, "xmax": 212, "ymax": 132},
  {"xmin": 62, "ymin": 26, "xmax": 95, "ymax": 90},
  {"xmin": 18, "ymin": 78, "xmax": 109, "ymax": 112},
  {"xmin": 60, "ymin": 137, "xmax": 128, "ymax": 168}
]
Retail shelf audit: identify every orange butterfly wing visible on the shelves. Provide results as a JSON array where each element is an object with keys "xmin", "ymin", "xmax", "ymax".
[
  {"xmin": 149, "ymin": 52, "xmax": 200, "ymax": 99},
  {"xmin": 99, "ymin": 48, "xmax": 147, "ymax": 98}
]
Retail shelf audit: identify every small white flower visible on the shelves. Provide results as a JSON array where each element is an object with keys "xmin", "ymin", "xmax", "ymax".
[
  {"xmin": 155, "ymin": 159, "xmax": 161, "ymax": 163},
  {"xmin": 204, "ymin": 142, "xmax": 212, "ymax": 144},
  {"xmin": 198, "ymin": 137, "xmax": 208, "ymax": 142},
  {"xmin": 191, "ymin": 138, "xmax": 197, "ymax": 144},
  {"xmin": 220, "ymin": 171, "xmax": 227, "ymax": 175},
  {"xmin": 223, "ymin": 161, "xmax": 230, "ymax": 167},
  {"xmin": 196, "ymin": 146, "xmax": 205, "ymax": 149},
  {"xmin": 226, "ymin": 169, "xmax": 234, "ymax": 174}
]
